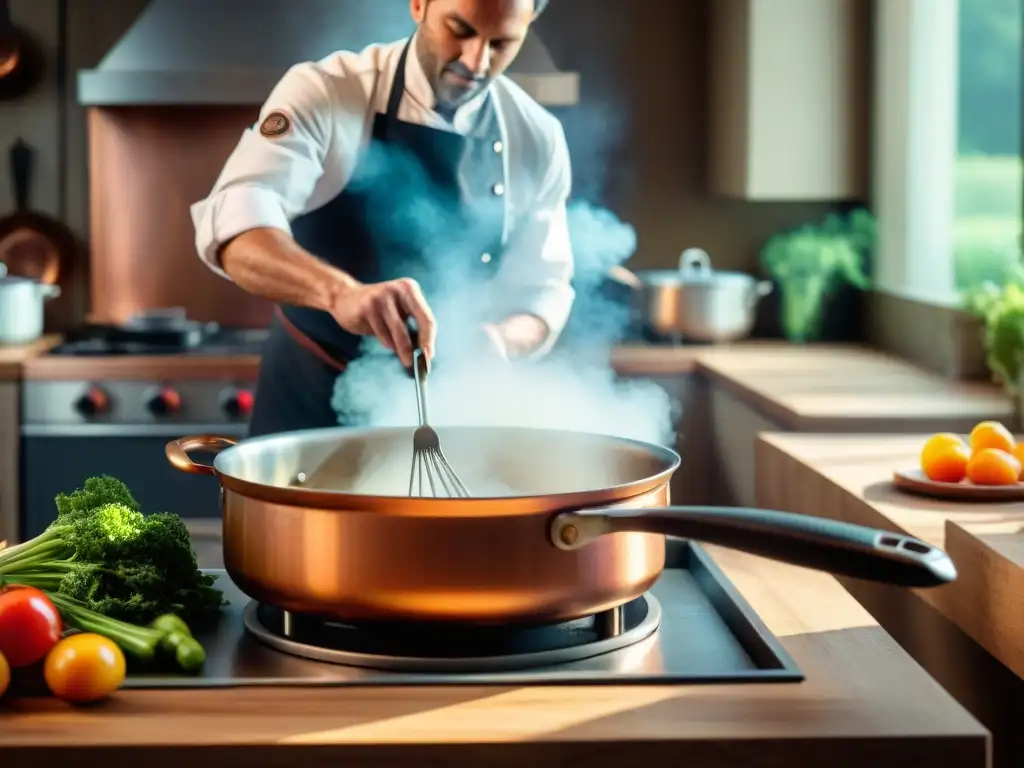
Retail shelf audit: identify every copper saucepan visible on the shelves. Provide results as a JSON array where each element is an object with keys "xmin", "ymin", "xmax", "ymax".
[
  {"xmin": 166, "ymin": 426, "xmax": 955, "ymax": 625},
  {"xmin": 0, "ymin": 0, "xmax": 43, "ymax": 100}
]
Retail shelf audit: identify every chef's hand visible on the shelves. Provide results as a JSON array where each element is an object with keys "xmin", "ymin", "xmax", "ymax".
[
  {"xmin": 478, "ymin": 323, "xmax": 510, "ymax": 362},
  {"xmin": 330, "ymin": 277, "xmax": 436, "ymax": 368}
]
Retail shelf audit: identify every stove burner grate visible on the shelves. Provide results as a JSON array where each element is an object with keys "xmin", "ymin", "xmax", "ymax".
[{"xmin": 243, "ymin": 595, "xmax": 661, "ymax": 673}]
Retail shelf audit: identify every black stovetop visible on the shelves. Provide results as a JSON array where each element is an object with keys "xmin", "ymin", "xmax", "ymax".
[
  {"xmin": 116, "ymin": 542, "xmax": 802, "ymax": 689},
  {"xmin": 50, "ymin": 324, "xmax": 269, "ymax": 357}
]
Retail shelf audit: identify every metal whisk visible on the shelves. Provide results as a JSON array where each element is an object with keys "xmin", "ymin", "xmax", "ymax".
[{"xmin": 407, "ymin": 328, "xmax": 470, "ymax": 498}]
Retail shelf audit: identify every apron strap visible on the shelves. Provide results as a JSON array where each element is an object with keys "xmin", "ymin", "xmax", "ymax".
[
  {"xmin": 381, "ymin": 40, "xmax": 413, "ymax": 141},
  {"xmin": 274, "ymin": 305, "xmax": 348, "ymax": 372}
]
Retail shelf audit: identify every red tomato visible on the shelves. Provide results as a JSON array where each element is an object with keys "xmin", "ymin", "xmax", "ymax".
[{"xmin": 0, "ymin": 586, "xmax": 63, "ymax": 667}]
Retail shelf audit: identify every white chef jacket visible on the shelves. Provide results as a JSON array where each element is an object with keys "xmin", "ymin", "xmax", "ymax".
[{"xmin": 190, "ymin": 35, "xmax": 576, "ymax": 354}]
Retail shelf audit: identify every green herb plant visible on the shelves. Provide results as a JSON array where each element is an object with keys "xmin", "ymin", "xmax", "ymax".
[
  {"xmin": 759, "ymin": 208, "xmax": 875, "ymax": 343},
  {"xmin": 963, "ymin": 263, "xmax": 1024, "ymax": 413}
]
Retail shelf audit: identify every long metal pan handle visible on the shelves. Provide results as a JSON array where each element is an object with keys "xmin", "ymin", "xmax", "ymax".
[
  {"xmin": 166, "ymin": 435, "xmax": 238, "ymax": 476},
  {"xmin": 550, "ymin": 506, "xmax": 956, "ymax": 589}
]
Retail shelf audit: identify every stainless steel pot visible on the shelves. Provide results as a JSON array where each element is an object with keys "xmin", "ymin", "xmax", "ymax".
[
  {"xmin": 167, "ymin": 426, "xmax": 955, "ymax": 625},
  {"xmin": 616, "ymin": 248, "xmax": 773, "ymax": 342},
  {"xmin": 0, "ymin": 261, "xmax": 59, "ymax": 344}
]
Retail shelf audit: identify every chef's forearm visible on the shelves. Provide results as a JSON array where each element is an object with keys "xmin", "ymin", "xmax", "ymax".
[
  {"xmin": 492, "ymin": 313, "xmax": 550, "ymax": 358},
  {"xmin": 218, "ymin": 227, "xmax": 359, "ymax": 312}
]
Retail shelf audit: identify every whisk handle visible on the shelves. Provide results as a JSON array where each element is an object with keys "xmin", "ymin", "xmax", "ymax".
[
  {"xmin": 404, "ymin": 317, "xmax": 430, "ymax": 425},
  {"xmin": 404, "ymin": 317, "xmax": 430, "ymax": 380}
]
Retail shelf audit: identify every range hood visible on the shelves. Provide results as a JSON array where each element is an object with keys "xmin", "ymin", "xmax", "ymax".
[{"xmin": 78, "ymin": 0, "xmax": 579, "ymax": 107}]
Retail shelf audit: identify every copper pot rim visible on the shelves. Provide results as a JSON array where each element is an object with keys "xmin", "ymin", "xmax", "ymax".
[{"xmin": 166, "ymin": 426, "xmax": 682, "ymax": 518}]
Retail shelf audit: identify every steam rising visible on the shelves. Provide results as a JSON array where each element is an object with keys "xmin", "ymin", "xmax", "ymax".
[
  {"xmin": 331, "ymin": 199, "xmax": 675, "ymax": 447},
  {"xmin": 329, "ymin": 97, "xmax": 677, "ymax": 449}
]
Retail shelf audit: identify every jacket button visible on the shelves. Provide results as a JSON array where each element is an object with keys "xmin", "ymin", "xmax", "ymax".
[
  {"xmin": 493, "ymin": 140, "xmax": 503, "ymax": 153},
  {"xmin": 481, "ymin": 253, "xmax": 492, "ymax": 263},
  {"xmin": 492, "ymin": 183, "xmax": 505, "ymax": 196}
]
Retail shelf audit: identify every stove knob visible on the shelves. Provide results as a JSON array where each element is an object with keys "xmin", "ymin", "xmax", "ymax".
[
  {"xmin": 146, "ymin": 387, "xmax": 181, "ymax": 417},
  {"xmin": 222, "ymin": 388, "xmax": 255, "ymax": 419},
  {"xmin": 74, "ymin": 386, "xmax": 110, "ymax": 417}
]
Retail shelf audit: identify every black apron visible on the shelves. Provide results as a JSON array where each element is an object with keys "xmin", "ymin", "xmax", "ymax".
[{"xmin": 248, "ymin": 40, "xmax": 507, "ymax": 437}]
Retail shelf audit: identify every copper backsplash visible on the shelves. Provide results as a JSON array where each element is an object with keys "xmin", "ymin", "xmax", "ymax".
[{"xmin": 88, "ymin": 106, "xmax": 274, "ymax": 327}]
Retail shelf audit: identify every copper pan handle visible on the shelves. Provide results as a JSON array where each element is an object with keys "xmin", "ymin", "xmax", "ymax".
[
  {"xmin": 550, "ymin": 506, "xmax": 956, "ymax": 589},
  {"xmin": 165, "ymin": 435, "xmax": 238, "ymax": 476}
]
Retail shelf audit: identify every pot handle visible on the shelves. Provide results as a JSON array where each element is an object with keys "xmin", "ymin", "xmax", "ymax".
[
  {"xmin": 550, "ymin": 506, "xmax": 956, "ymax": 589},
  {"xmin": 165, "ymin": 435, "xmax": 238, "ymax": 476},
  {"xmin": 750, "ymin": 280, "xmax": 774, "ymax": 306},
  {"xmin": 678, "ymin": 248, "xmax": 712, "ymax": 276}
]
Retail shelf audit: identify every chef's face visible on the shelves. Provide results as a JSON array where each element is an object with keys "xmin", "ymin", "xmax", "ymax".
[{"xmin": 410, "ymin": 0, "xmax": 536, "ymax": 109}]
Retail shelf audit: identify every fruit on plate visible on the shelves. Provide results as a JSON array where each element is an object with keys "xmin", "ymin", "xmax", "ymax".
[
  {"xmin": 918, "ymin": 422, "xmax": 1024, "ymax": 486},
  {"xmin": 969, "ymin": 421, "xmax": 1016, "ymax": 456},
  {"xmin": 965, "ymin": 448, "xmax": 1022, "ymax": 486},
  {"xmin": 43, "ymin": 633, "xmax": 126, "ymax": 704},
  {"xmin": 920, "ymin": 433, "xmax": 971, "ymax": 483},
  {"xmin": 1012, "ymin": 442, "xmax": 1024, "ymax": 474}
]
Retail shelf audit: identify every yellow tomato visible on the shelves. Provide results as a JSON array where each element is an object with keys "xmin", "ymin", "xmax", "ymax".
[
  {"xmin": 966, "ymin": 448, "xmax": 1022, "ymax": 486},
  {"xmin": 44, "ymin": 633, "xmax": 126, "ymax": 704},
  {"xmin": 920, "ymin": 433, "xmax": 968, "ymax": 467},
  {"xmin": 0, "ymin": 650, "xmax": 9, "ymax": 699},
  {"xmin": 969, "ymin": 421, "xmax": 1015, "ymax": 456}
]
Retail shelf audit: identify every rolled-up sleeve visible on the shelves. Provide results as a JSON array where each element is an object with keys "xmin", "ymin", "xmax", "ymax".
[
  {"xmin": 190, "ymin": 63, "xmax": 336, "ymax": 279},
  {"xmin": 492, "ymin": 122, "xmax": 576, "ymax": 356}
]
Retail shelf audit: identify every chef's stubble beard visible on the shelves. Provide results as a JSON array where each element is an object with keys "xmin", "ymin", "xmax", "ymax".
[{"xmin": 413, "ymin": 15, "xmax": 487, "ymax": 110}]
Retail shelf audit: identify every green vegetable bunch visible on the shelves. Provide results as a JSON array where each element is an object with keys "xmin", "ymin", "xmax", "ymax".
[
  {"xmin": 50, "ymin": 593, "xmax": 207, "ymax": 673},
  {"xmin": 760, "ymin": 208, "xmax": 874, "ymax": 342},
  {"xmin": 0, "ymin": 476, "xmax": 225, "ymax": 625}
]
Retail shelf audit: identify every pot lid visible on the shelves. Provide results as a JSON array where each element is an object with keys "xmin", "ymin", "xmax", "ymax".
[{"xmin": 634, "ymin": 248, "xmax": 758, "ymax": 285}]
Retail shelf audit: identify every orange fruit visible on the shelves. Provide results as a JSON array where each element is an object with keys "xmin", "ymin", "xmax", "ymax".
[
  {"xmin": 1012, "ymin": 443, "xmax": 1024, "ymax": 478},
  {"xmin": 921, "ymin": 442, "xmax": 970, "ymax": 483},
  {"xmin": 965, "ymin": 448, "xmax": 1022, "ymax": 486},
  {"xmin": 969, "ymin": 421, "xmax": 1015, "ymax": 456},
  {"xmin": 921, "ymin": 433, "xmax": 968, "ymax": 467}
]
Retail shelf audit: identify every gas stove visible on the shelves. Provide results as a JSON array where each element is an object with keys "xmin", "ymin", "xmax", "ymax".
[
  {"xmin": 50, "ymin": 307, "xmax": 269, "ymax": 357},
  {"xmin": 19, "ymin": 309, "xmax": 265, "ymax": 540},
  {"xmin": 115, "ymin": 542, "xmax": 802, "ymax": 689}
]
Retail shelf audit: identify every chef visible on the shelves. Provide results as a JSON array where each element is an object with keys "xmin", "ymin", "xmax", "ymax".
[{"xmin": 190, "ymin": 0, "xmax": 575, "ymax": 437}]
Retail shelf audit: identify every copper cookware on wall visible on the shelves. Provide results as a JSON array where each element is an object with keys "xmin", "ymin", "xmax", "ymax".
[
  {"xmin": 166, "ymin": 426, "xmax": 956, "ymax": 625},
  {"xmin": 0, "ymin": 139, "xmax": 73, "ymax": 285},
  {"xmin": 0, "ymin": 0, "xmax": 42, "ymax": 100}
]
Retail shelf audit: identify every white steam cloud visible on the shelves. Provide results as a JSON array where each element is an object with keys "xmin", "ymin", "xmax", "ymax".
[{"xmin": 330, "ymin": 200, "xmax": 677, "ymax": 447}]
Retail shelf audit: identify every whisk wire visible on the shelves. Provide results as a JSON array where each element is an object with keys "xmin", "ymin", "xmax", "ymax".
[{"xmin": 407, "ymin": 345, "xmax": 470, "ymax": 498}]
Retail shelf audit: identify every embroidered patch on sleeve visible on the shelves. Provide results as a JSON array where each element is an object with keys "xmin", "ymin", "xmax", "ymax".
[{"xmin": 259, "ymin": 111, "xmax": 292, "ymax": 138}]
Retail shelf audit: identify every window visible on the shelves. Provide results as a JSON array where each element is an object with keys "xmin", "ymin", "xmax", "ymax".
[
  {"xmin": 873, "ymin": 0, "xmax": 1022, "ymax": 302},
  {"xmin": 954, "ymin": 0, "xmax": 1023, "ymax": 290}
]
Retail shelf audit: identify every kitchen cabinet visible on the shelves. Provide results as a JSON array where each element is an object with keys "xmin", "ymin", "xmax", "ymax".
[{"xmin": 708, "ymin": 0, "xmax": 869, "ymax": 201}]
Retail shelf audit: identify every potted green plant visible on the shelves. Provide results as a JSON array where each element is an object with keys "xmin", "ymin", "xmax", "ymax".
[
  {"xmin": 964, "ymin": 266, "xmax": 1024, "ymax": 425},
  {"xmin": 759, "ymin": 209, "xmax": 874, "ymax": 343}
]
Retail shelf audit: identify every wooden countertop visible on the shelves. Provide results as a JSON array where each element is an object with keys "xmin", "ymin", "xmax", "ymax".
[
  {"xmin": 0, "ymin": 547, "xmax": 989, "ymax": 766},
  {"xmin": 613, "ymin": 342, "xmax": 1010, "ymax": 430},
  {"xmin": 0, "ymin": 336, "xmax": 62, "ymax": 379},
  {"xmin": 757, "ymin": 432, "xmax": 1024, "ymax": 682}
]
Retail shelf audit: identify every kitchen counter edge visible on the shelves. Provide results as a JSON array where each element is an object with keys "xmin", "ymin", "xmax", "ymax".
[
  {"xmin": 757, "ymin": 431, "xmax": 1024, "ymax": 682},
  {"xmin": 0, "ymin": 544, "xmax": 988, "ymax": 767},
  {"xmin": 20, "ymin": 341, "xmax": 1011, "ymax": 434},
  {"xmin": 0, "ymin": 336, "xmax": 63, "ymax": 379}
]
